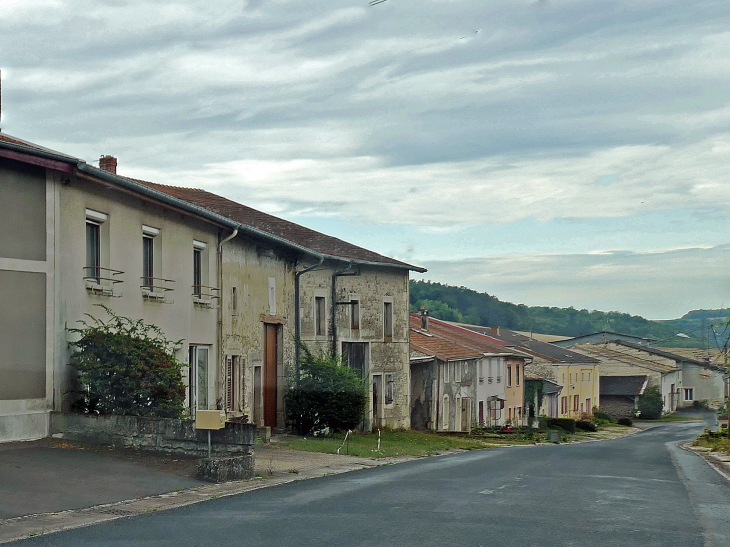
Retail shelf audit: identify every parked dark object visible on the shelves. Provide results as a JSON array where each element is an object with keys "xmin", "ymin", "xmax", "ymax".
[
  {"xmin": 286, "ymin": 343, "xmax": 367, "ymax": 435},
  {"xmin": 617, "ymin": 417, "xmax": 633, "ymax": 426}
]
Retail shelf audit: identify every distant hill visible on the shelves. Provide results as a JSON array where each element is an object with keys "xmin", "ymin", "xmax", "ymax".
[
  {"xmin": 410, "ymin": 280, "xmax": 728, "ymax": 350},
  {"xmin": 658, "ymin": 309, "xmax": 729, "ymax": 349}
]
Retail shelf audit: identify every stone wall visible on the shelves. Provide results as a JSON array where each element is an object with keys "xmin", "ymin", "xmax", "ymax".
[
  {"xmin": 50, "ymin": 412, "xmax": 256, "ymax": 460},
  {"xmin": 599, "ymin": 395, "xmax": 635, "ymax": 419}
]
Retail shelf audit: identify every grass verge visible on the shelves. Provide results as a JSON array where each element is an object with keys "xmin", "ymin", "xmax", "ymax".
[
  {"xmin": 692, "ymin": 430, "xmax": 730, "ymax": 453},
  {"xmin": 636, "ymin": 415, "xmax": 703, "ymax": 423},
  {"xmin": 280, "ymin": 430, "xmax": 537, "ymax": 458}
]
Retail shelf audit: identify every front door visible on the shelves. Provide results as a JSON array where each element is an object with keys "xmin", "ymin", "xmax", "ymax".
[
  {"xmin": 263, "ymin": 324, "xmax": 278, "ymax": 428},
  {"xmin": 343, "ymin": 342, "xmax": 367, "ymax": 379}
]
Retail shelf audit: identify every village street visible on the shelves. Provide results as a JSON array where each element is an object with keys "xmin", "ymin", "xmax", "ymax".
[{"xmin": 12, "ymin": 415, "xmax": 730, "ymax": 546}]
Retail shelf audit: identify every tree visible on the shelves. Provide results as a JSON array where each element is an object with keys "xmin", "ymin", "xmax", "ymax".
[
  {"xmin": 638, "ymin": 385, "xmax": 663, "ymax": 420},
  {"xmin": 286, "ymin": 343, "xmax": 367, "ymax": 435},
  {"xmin": 68, "ymin": 306, "xmax": 186, "ymax": 418}
]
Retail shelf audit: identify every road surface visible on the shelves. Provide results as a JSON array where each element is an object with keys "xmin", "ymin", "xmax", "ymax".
[{"xmin": 17, "ymin": 418, "xmax": 730, "ymax": 546}]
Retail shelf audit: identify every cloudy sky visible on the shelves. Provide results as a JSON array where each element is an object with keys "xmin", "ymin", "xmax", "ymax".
[{"xmin": 2, "ymin": 0, "xmax": 729, "ymax": 319}]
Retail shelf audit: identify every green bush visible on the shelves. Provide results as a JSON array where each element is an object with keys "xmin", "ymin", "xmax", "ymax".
[
  {"xmin": 286, "ymin": 344, "xmax": 367, "ymax": 435},
  {"xmin": 617, "ymin": 417, "xmax": 633, "ymax": 426},
  {"xmin": 576, "ymin": 420, "xmax": 597, "ymax": 432},
  {"xmin": 593, "ymin": 409, "xmax": 615, "ymax": 423},
  {"xmin": 68, "ymin": 306, "xmax": 185, "ymax": 418},
  {"xmin": 638, "ymin": 385, "xmax": 663, "ymax": 420},
  {"xmin": 547, "ymin": 418, "xmax": 576, "ymax": 434}
]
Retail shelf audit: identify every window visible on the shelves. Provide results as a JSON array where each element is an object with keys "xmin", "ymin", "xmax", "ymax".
[
  {"xmin": 516, "ymin": 364, "xmax": 520, "ymax": 386},
  {"xmin": 350, "ymin": 300, "xmax": 360, "ymax": 330},
  {"xmin": 142, "ymin": 235, "xmax": 154, "ymax": 289},
  {"xmin": 86, "ymin": 221, "xmax": 101, "ymax": 283},
  {"xmin": 188, "ymin": 345, "xmax": 209, "ymax": 410},
  {"xmin": 478, "ymin": 361, "xmax": 484, "ymax": 383},
  {"xmin": 385, "ymin": 373, "xmax": 394, "ymax": 405},
  {"xmin": 561, "ymin": 396, "xmax": 567, "ymax": 414},
  {"xmin": 684, "ymin": 388, "xmax": 694, "ymax": 401},
  {"xmin": 507, "ymin": 365, "xmax": 512, "ymax": 387},
  {"xmin": 225, "ymin": 355, "xmax": 240, "ymax": 412},
  {"xmin": 232, "ymin": 287, "xmax": 238, "ymax": 315},
  {"xmin": 573, "ymin": 394, "xmax": 579, "ymax": 412},
  {"xmin": 586, "ymin": 398, "xmax": 591, "ymax": 412},
  {"xmin": 193, "ymin": 248, "xmax": 202, "ymax": 297},
  {"xmin": 383, "ymin": 301, "xmax": 393, "ymax": 341},
  {"xmin": 315, "ymin": 296, "xmax": 326, "ymax": 336},
  {"xmin": 443, "ymin": 362, "xmax": 449, "ymax": 383}
]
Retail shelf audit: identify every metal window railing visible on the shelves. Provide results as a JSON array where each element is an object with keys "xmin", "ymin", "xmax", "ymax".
[
  {"xmin": 140, "ymin": 277, "xmax": 175, "ymax": 303},
  {"xmin": 192, "ymin": 285, "xmax": 221, "ymax": 308},
  {"xmin": 83, "ymin": 266, "xmax": 124, "ymax": 297}
]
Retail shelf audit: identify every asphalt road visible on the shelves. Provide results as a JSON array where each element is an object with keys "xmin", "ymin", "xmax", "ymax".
[{"xmin": 17, "ymin": 418, "xmax": 730, "ymax": 547}]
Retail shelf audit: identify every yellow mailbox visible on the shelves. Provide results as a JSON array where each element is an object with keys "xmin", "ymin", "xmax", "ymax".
[{"xmin": 195, "ymin": 410, "xmax": 226, "ymax": 430}]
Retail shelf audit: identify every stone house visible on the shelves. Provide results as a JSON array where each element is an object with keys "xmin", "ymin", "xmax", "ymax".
[
  {"xmin": 598, "ymin": 376, "xmax": 648, "ymax": 419},
  {"xmin": 0, "ymin": 133, "xmax": 423, "ymax": 441}
]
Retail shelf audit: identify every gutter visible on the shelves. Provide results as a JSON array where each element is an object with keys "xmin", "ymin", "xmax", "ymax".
[
  {"xmin": 294, "ymin": 257, "xmax": 325, "ymax": 386},
  {"xmin": 331, "ymin": 262, "xmax": 358, "ymax": 357}
]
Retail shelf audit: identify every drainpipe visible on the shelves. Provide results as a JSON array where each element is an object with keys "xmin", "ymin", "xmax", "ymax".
[
  {"xmin": 331, "ymin": 261, "xmax": 357, "ymax": 357},
  {"xmin": 218, "ymin": 228, "xmax": 238, "ymax": 411},
  {"xmin": 294, "ymin": 256, "xmax": 324, "ymax": 387}
]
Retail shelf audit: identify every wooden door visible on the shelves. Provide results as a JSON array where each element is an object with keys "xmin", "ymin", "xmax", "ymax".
[{"xmin": 264, "ymin": 324, "xmax": 278, "ymax": 428}]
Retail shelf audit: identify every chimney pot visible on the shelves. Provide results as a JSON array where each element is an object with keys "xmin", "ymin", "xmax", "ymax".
[
  {"xmin": 99, "ymin": 155, "xmax": 117, "ymax": 174},
  {"xmin": 420, "ymin": 307, "xmax": 429, "ymax": 331},
  {"xmin": 491, "ymin": 326, "xmax": 500, "ymax": 335}
]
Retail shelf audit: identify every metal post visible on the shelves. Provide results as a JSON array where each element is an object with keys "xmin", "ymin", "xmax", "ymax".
[{"xmin": 208, "ymin": 430, "xmax": 211, "ymax": 459}]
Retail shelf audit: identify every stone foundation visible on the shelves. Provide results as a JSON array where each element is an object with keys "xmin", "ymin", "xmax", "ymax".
[{"xmin": 197, "ymin": 455, "xmax": 254, "ymax": 482}]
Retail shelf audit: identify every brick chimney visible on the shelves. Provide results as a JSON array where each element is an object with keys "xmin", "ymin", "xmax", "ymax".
[
  {"xmin": 491, "ymin": 326, "xmax": 500, "ymax": 336},
  {"xmin": 99, "ymin": 155, "xmax": 117, "ymax": 174},
  {"xmin": 420, "ymin": 306, "xmax": 429, "ymax": 331}
]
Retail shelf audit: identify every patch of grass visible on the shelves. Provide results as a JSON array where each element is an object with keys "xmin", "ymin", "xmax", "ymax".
[
  {"xmin": 693, "ymin": 431, "xmax": 730, "ymax": 453},
  {"xmin": 637, "ymin": 415, "xmax": 702, "ymax": 422},
  {"xmin": 281, "ymin": 430, "xmax": 535, "ymax": 458}
]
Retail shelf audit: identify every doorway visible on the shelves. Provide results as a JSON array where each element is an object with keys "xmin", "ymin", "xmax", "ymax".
[{"xmin": 263, "ymin": 323, "xmax": 279, "ymax": 428}]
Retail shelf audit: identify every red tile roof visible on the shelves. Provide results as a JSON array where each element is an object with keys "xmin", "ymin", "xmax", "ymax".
[{"xmin": 138, "ymin": 181, "xmax": 424, "ymax": 271}]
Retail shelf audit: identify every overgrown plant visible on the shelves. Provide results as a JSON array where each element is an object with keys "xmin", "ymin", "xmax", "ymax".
[
  {"xmin": 638, "ymin": 385, "xmax": 663, "ymax": 420},
  {"xmin": 286, "ymin": 342, "xmax": 367, "ymax": 435},
  {"xmin": 68, "ymin": 305, "xmax": 186, "ymax": 418}
]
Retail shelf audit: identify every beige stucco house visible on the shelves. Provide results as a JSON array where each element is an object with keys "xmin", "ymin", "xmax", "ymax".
[{"xmin": 0, "ymin": 133, "xmax": 424, "ymax": 441}]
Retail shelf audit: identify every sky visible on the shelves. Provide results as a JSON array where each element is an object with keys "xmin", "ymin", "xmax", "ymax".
[{"xmin": 2, "ymin": 0, "xmax": 729, "ymax": 320}]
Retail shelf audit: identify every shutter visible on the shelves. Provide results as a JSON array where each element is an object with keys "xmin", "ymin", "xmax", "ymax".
[{"xmin": 225, "ymin": 356, "xmax": 234, "ymax": 411}]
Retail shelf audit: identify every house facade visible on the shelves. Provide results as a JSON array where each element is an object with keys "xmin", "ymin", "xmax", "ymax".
[{"xmin": 0, "ymin": 134, "xmax": 423, "ymax": 442}]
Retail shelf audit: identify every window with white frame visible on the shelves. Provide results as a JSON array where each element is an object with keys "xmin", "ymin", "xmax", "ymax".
[
  {"xmin": 188, "ymin": 345, "xmax": 210, "ymax": 411},
  {"xmin": 192, "ymin": 240, "xmax": 207, "ymax": 298},
  {"xmin": 85, "ymin": 209, "xmax": 108, "ymax": 284},
  {"xmin": 142, "ymin": 225, "xmax": 159, "ymax": 290},
  {"xmin": 684, "ymin": 388, "xmax": 694, "ymax": 401}
]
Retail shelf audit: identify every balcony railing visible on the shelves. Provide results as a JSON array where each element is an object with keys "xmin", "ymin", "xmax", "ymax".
[
  {"xmin": 83, "ymin": 266, "xmax": 123, "ymax": 297},
  {"xmin": 141, "ymin": 277, "xmax": 175, "ymax": 304},
  {"xmin": 192, "ymin": 285, "xmax": 220, "ymax": 308}
]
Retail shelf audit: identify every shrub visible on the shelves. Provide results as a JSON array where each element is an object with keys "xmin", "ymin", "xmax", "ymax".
[
  {"xmin": 68, "ymin": 306, "xmax": 185, "ymax": 418},
  {"xmin": 547, "ymin": 417, "xmax": 576, "ymax": 434},
  {"xmin": 593, "ymin": 409, "xmax": 615, "ymax": 423},
  {"xmin": 638, "ymin": 385, "xmax": 663, "ymax": 420},
  {"xmin": 617, "ymin": 417, "xmax": 633, "ymax": 426},
  {"xmin": 576, "ymin": 420, "xmax": 597, "ymax": 432},
  {"xmin": 286, "ymin": 343, "xmax": 367, "ymax": 435}
]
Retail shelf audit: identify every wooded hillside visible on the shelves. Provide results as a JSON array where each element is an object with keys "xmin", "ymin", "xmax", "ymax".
[{"xmin": 410, "ymin": 280, "xmax": 726, "ymax": 350}]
